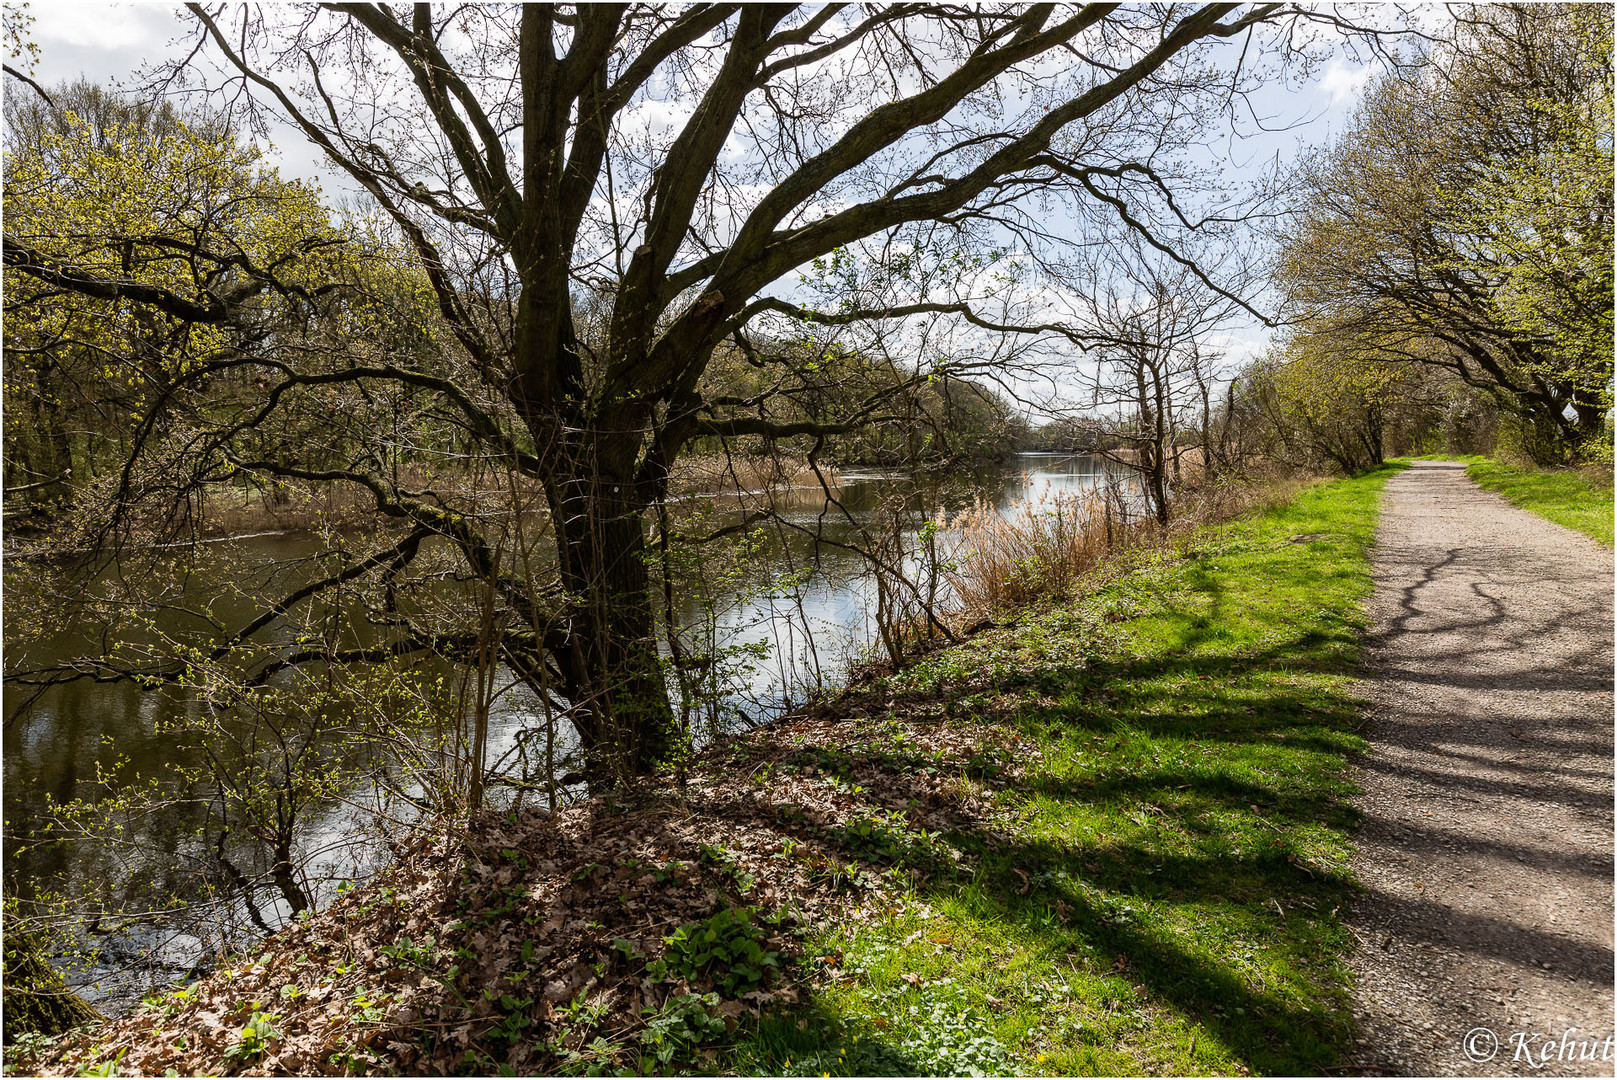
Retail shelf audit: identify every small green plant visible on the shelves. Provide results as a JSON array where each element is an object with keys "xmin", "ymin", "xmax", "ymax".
[
  {"xmin": 649, "ymin": 906, "xmax": 779, "ymax": 996},
  {"xmin": 804, "ymin": 853, "xmax": 876, "ymax": 893},
  {"xmin": 73, "ymin": 1050, "xmax": 125, "ymax": 1078},
  {"xmin": 487, "ymin": 993, "xmax": 536, "ymax": 1045},
  {"xmin": 223, "ymin": 1010, "xmax": 279, "ymax": 1063},
  {"xmin": 379, "ymin": 934, "xmax": 439, "ymax": 968},
  {"xmin": 638, "ymin": 992, "xmax": 727, "ymax": 1068},
  {"xmin": 653, "ymin": 859, "xmax": 688, "ymax": 884},
  {"xmin": 7, "ymin": 1029, "xmax": 61, "ymax": 1068},
  {"xmin": 697, "ymin": 843, "xmax": 756, "ymax": 894},
  {"xmin": 835, "ymin": 809, "xmax": 942, "ymax": 868},
  {"xmin": 350, "ymin": 988, "xmax": 388, "ymax": 1023}
]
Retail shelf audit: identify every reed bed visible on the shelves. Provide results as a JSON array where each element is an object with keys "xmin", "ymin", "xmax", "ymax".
[
  {"xmin": 939, "ymin": 473, "xmax": 1309, "ymax": 621},
  {"xmin": 669, "ymin": 453, "xmax": 839, "ymax": 496},
  {"xmin": 938, "ymin": 488, "xmax": 1130, "ymax": 616}
]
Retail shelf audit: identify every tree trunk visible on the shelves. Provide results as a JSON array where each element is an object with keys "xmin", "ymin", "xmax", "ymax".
[
  {"xmin": 2, "ymin": 908, "xmax": 99, "ymax": 1043},
  {"xmin": 1572, "ymin": 401, "xmax": 1606, "ymax": 438},
  {"xmin": 547, "ymin": 460, "xmax": 675, "ymax": 787},
  {"xmin": 507, "ymin": 232, "xmax": 676, "ymax": 785},
  {"xmin": 1150, "ymin": 461, "xmax": 1169, "ymax": 527},
  {"xmin": 25, "ymin": 358, "xmax": 73, "ymax": 507}
]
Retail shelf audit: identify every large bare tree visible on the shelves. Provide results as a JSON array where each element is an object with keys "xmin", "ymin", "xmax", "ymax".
[{"xmin": 9, "ymin": 3, "xmax": 1352, "ymax": 785}]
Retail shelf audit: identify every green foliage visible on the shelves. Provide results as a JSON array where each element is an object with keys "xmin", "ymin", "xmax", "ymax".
[
  {"xmin": 1453, "ymin": 18, "xmax": 1614, "ymax": 418},
  {"xmin": 697, "ymin": 843, "xmax": 757, "ymax": 895},
  {"xmin": 3, "ymin": 3, "xmax": 40, "ymax": 73},
  {"xmin": 1242, "ymin": 333, "xmax": 1428, "ymax": 473},
  {"xmin": 223, "ymin": 1010, "xmax": 279, "ymax": 1063},
  {"xmin": 3, "ymin": 83, "xmax": 352, "ymax": 511},
  {"xmin": 72, "ymin": 1049, "xmax": 125, "ymax": 1078},
  {"xmin": 1275, "ymin": 6, "xmax": 1613, "ymax": 461},
  {"xmin": 649, "ymin": 906, "xmax": 780, "ymax": 997},
  {"xmin": 694, "ymin": 331, "xmax": 1027, "ymax": 469},
  {"xmin": 637, "ymin": 992, "xmax": 728, "ymax": 1069},
  {"xmin": 2, "ymin": 897, "xmax": 100, "ymax": 1044},
  {"xmin": 835, "ymin": 810, "xmax": 945, "ymax": 870}
]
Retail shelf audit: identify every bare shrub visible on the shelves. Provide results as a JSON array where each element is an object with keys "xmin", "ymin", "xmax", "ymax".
[{"xmin": 941, "ymin": 486, "xmax": 1134, "ymax": 617}]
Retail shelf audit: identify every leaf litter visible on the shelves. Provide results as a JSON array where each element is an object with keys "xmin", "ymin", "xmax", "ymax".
[{"xmin": 23, "ymin": 712, "xmax": 1031, "ymax": 1076}]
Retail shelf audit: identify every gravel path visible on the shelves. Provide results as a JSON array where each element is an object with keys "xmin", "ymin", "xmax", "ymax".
[{"xmin": 1346, "ymin": 461, "xmax": 1615, "ymax": 1076}]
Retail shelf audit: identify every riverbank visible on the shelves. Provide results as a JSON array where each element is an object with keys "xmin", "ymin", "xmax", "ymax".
[
  {"xmin": 14, "ymin": 465, "xmax": 1401, "ymax": 1077},
  {"xmin": 1, "ymin": 454, "xmax": 845, "ymax": 555}
]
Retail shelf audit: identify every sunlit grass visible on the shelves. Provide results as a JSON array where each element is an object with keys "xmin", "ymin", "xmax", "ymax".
[
  {"xmin": 729, "ymin": 464, "xmax": 1405, "ymax": 1076},
  {"xmin": 1459, "ymin": 456, "xmax": 1612, "ymax": 546}
]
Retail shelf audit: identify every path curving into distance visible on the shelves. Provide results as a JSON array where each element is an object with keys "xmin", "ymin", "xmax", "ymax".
[{"xmin": 1347, "ymin": 460, "xmax": 1615, "ymax": 1076}]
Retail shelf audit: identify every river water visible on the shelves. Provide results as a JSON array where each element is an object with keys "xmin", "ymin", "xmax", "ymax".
[{"xmin": 2, "ymin": 452, "xmax": 1119, "ymax": 1003}]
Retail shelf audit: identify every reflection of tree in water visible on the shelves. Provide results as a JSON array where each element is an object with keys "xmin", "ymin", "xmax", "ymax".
[{"xmin": 6, "ymin": 457, "xmax": 1123, "ymax": 1010}]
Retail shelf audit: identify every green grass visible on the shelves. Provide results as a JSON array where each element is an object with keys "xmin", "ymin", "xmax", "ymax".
[
  {"xmin": 1442, "ymin": 455, "xmax": 1611, "ymax": 547},
  {"xmin": 728, "ymin": 464, "xmax": 1406, "ymax": 1076}
]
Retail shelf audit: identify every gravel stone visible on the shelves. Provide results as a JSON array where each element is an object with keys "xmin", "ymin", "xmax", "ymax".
[{"xmin": 1346, "ymin": 461, "xmax": 1615, "ymax": 1077}]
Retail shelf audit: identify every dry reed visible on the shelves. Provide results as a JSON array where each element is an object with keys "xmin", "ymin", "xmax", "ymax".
[
  {"xmin": 197, "ymin": 464, "xmax": 552, "ymax": 539},
  {"xmin": 940, "ymin": 473, "xmax": 1310, "ymax": 621},
  {"xmin": 668, "ymin": 453, "xmax": 839, "ymax": 496}
]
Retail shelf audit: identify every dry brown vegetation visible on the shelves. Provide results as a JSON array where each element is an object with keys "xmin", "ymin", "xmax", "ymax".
[
  {"xmin": 667, "ymin": 454, "xmax": 839, "ymax": 497},
  {"xmin": 939, "ymin": 472, "xmax": 1309, "ymax": 621},
  {"xmin": 192, "ymin": 456, "xmax": 831, "ymax": 540}
]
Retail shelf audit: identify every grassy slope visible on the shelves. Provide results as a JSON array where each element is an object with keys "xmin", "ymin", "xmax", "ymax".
[
  {"xmin": 732, "ymin": 464, "xmax": 1405, "ymax": 1077},
  {"xmin": 1450, "ymin": 456, "xmax": 1612, "ymax": 547}
]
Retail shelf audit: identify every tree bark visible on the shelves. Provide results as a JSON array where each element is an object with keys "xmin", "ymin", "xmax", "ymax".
[
  {"xmin": 2, "ymin": 910, "xmax": 99, "ymax": 1043},
  {"xmin": 545, "ymin": 449, "xmax": 675, "ymax": 786}
]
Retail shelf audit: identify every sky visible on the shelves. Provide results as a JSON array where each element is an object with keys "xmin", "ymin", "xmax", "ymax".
[
  {"xmin": 13, "ymin": 2, "xmax": 337, "ymax": 181},
  {"xmin": 10, "ymin": 2, "xmax": 1398, "ymax": 397},
  {"xmin": 15, "ymin": 3, "xmax": 1384, "ymax": 184}
]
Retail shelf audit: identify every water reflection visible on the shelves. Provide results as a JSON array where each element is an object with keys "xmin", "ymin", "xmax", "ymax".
[{"xmin": 2, "ymin": 453, "xmax": 1118, "ymax": 1003}]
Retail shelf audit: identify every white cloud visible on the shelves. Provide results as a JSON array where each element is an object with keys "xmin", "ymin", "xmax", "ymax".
[
  {"xmin": 25, "ymin": 2, "xmax": 183, "ymax": 88},
  {"xmin": 1317, "ymin": 56, "xmax": 1376, "ymax": 110}
]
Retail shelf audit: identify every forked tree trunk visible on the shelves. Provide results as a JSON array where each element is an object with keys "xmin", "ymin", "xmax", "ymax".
[{"xmin": 509, "ymin": 261, "xmax": 678, "ymax": 787}]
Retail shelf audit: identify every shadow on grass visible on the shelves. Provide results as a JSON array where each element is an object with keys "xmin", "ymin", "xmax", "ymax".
[
  {"xmin": 742, "ymin": 1003, "xmax": 932, "ymax": 1076},
  {"xmin": 732, "ymin": 643, "xmax": 1371, "ymax": 1074},
  {"xmin": 731, "ymin": 467, "xmax": 1413, "ymax": 1076},
  {"xmin": 962, "ymin": 836, "xmax": 1357, "ymax": 1075}
]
